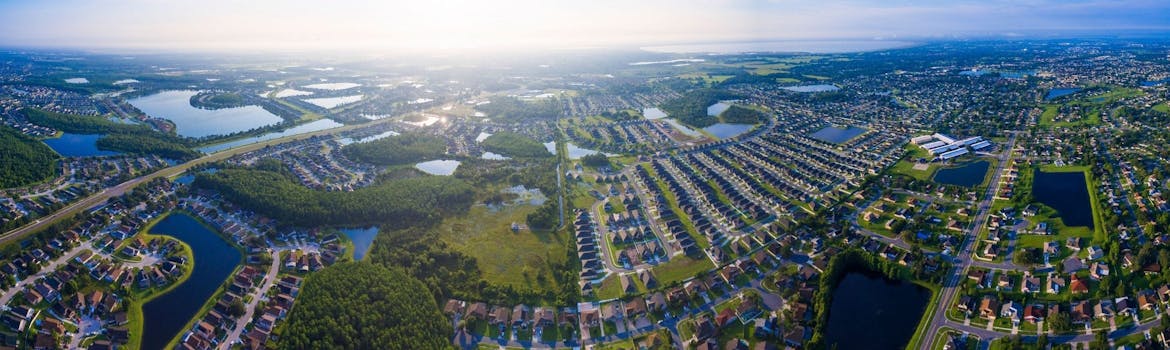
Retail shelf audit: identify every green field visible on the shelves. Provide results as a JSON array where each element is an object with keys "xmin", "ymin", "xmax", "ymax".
[
  {"xmin": 1153, "ymin": 102, "xmax": 1170, "ymax": 114},
  {"xmin": 436, "ymin": 203, "xmax": 570, "ymax": 292},
  {"xmin": 1039, "ymin": 86, "xmax": 1144, "ymax": 128}
]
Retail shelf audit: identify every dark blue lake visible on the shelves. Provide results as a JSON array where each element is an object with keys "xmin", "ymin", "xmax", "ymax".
[
  {"xmin": 340, "ymin": 227, "xmax": 378, "ymax": 261},
  {"xmin": 810, "ymin": 126, "xmax": 866, "ymax": 144},
  {"xmin": 42, "ymin": 133, "xmax": 121, "ymax": 157},
  {"xmin": 1032, "ymin": 170, "xmax": 1094, "ymax": 228},
  {"xmin": 141, "ymin": 212, "xmax": 242, "ymax": 350},
  {"xmin": 933, "ymin": 160, "xmax": 990, "ymax": 187},
  {"xmin": 824, "ymin": 272, "xmax": 930, "ymax": 350},
  {"xmin": 1045, "ymin": 88, "xmax": 1082, "ymax": 100}
]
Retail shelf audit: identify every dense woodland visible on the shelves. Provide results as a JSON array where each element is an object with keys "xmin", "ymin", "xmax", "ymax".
[
  {"xmin": 341, "ymin": 132, "xmax": 447, "ymax": 166},
  {"xmin": 475, "ymin": 96, "xmax": 561, "ymax": 121},
  {"xmin": 659, "ymin": 89, "xmax": 739, "ymax": 128},
  {"xmin": 23, "ymin": 109, "xmax": 199, "ymax": 160},
  {"xmin": 277, "ymin": 262, "xmax": 453, "ymax": 350},
  {"xmin": 0, "ymin": 126, "xmax": 58, "ymax": 188},
  {"xmin": 193, "ymin": 167, "xmax": 474, "ymax": 228},
  {"xmin": 720, "ymin": 105, "xmax": 767, "ymax": 124},
  {"xmin": 481, "ymin": 131, "xmax": 552, "ymax": 158}
]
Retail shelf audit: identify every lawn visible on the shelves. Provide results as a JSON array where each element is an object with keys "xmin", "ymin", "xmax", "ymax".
[
  {"xmin": 1154, "ymin": 103, "xmax": 1170, "ymax": 114},
  {"xmin": 435, "ymin": 203, "xmax": 570, "ymax": 293},
  {"xmin": 653, "ymin": 256, "xmax": 714, "ymax": 286},
  {"xmin": 595, "ymin": 275, "xmax": 624, "ymax": 300}
]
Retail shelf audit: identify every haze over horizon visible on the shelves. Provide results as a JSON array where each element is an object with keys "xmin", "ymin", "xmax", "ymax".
[{"xmin": 1, "ymin": 0, "xmax": 1169, "ymax": 52}]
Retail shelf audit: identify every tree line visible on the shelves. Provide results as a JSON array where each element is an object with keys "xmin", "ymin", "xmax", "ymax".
[
  {"xmin": 481, "ymin": 131, "xmax": 552, "ymax": 158},
  {"xmin": 341, "ymin": 132, "xmax": 447, "ymax": 166},
  {"xmin": 192, "ymin": 167, "xmax": 474, "ymax": 228},
  {"xmin": 0, "ymin": 126, "xmax": 59, "ymax": 188}
]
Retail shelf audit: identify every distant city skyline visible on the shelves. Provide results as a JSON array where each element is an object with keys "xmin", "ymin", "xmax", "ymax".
[{"xmin": 1, "ymin": 0, "xmax": 1168, "ymax": 51}]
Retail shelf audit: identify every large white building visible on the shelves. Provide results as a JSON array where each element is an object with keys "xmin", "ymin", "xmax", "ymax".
[{"xmin": 912, "ymin": 132, "xmax": 992, "ymax": 160}]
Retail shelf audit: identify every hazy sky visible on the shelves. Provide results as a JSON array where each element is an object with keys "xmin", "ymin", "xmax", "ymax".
[{"xmin": 1, "ymin": 0, "xmax": 1167, "ymax": 51}]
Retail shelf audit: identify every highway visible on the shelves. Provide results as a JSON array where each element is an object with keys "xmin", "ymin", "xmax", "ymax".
[
  {"xmin": 919, "ymin": 131, "xmax": 1017, "ymax": 349},
  {"xmin": 0, "ymin": 115, "xmax": 403, "ymax": 245}
]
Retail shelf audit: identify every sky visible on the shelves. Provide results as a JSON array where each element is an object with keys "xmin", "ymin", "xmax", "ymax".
[{"xmin": 0, "ymin": 0, "xmax": 1168, "ymax": 52}]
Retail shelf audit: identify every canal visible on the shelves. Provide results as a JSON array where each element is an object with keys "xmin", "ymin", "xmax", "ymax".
[{"xmin": 141, "ymin": 212, "xmax": 242, "ymax": 350}]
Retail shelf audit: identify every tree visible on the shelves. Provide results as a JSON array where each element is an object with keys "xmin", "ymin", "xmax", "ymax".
[
  {"xmin": 279, "ymin": 262, "xmax": 452, "ymax": 349},
  {"xmin": 228, "ymin": 299, "xmax": 246, "ymax": 317}
]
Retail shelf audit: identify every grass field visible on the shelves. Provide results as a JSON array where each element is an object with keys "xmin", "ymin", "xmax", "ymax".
[
  {"xmin": 1153, "ymin": 102, "xmax": 1170, "ymax": 114},
  {"xmin": 1040, "ymin": 86, "xmax": 1144, "ymax": 128},
  {"xmin": 436, "ymin": 203, "xmax": 570, "ymax": 292}
]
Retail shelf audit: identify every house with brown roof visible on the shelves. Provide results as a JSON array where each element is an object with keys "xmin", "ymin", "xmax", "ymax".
[
  {"xmin": 464, "ymin": 302, "xmax": 488, "ymax": 321},
  {"xmin": 625, "ymin": 298, "xmax": 648, "ymax": 319},
  {"xmin": 444, "ymin": 299, "xmax": 465, "ymax": 316},
  {"xmin": 533, "ymin": 307, "xmax": 555, "ymax": 328},
  {"xmin": 1069, "ymin": 275, "xmax": 1089, "ymax": 294},
  {"xmin": 1070, "ymin": 301, "xmax": 1092, "ymax": 324},
  {"xmin": 489, "ymin": 306, "xmax": 510, "ymax": 325},
  {"xmin": 600, "ymin": 302, "xmax": 622, "ymax": 322},
  {"xmin": 979, "ymin": 296, "xmax": 999, "ymax": 320},
  {"xmin": 646, "ymin": 292, "xmax": 667, "ymax": 312},
  {"xmin": 511, "ymin": 305, "xmax": 531, "ymax": 329}
]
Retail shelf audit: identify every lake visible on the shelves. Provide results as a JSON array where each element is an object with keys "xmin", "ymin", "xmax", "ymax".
[
  {"xmin": 782, "ymin": 84, "xmax": 840, "ymax": 93},
  {"xmin": 476, "ymin": 132, "xmax": 493, "ymax": 142},
  {"xmin": 824, "ymin": 272, "xmax": 930, "ymax": 350},
  {"xmin": 340, "ymin": 227, "xmax": 378, "ymax": 261},
  {"xmin": 141, "ymin": 212, "xmax": 241, "ymax": 350},
  {"xmin": 641, "ymin": 40, "xmax": 917, "ymax": 54},
  {"xmin": 810, "ymin": 126, "xmax": 866, "ymax": 144},
  {"xmin": 197, "ymin": 119, "xmax": 343, "ymax": 153},
  {"xmin": 1032, "ymin": 170, "xmax": 1094, "ymax": 228},
  {"xmin": 129, "ymin": 90, "xmax": 284, "ymax": 138},
  {"xmin": 565, "ymin": 143, "xmax": 614, "ymax": 160},
  {"xmin": 642, "ymin": 108, "xmax": 667, "ymax": 120},
  {"xmin": 663, "ymin": 119, "xmax": 703, "ymax": 137},
  {"xmin": 1045, "ymin": 87, "xmax": 1082, "ymax": 100},
  {"xmin": 303, "ymin": 82, "xmax": 360, "ymax": 90},
  {"xmin": 702, "ymin": 123, "xmax": 754, "ymax": 140},
  {"xmin": 338, "ymin": 130, "xmax": 400, "ymax": 146},
  {"xmin": 933, "ymin": 160, "xmax": 990, "ymax": 187},
  {"xmin": 481, "ymin": 151, "xmax": 511, "ymax": 160},
  {"xmin": 274, "ymin": 89, "xmax": 313, "ymax": 98},
  {"xmin": 303, "ymin": 95, "xmax": 363, "ymax": 109},
  {"xmin": 415, "ymin": 159, "xmax": 461, "ymax": 175},
  {"xmin": 707, "ymin": 102, "xmax": 731, "ymax": 116},
  {"xmin": 42, "ymin": 133, "xmax": 121, "ymax": 157}
]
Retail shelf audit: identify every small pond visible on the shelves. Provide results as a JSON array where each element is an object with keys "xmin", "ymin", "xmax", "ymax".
[
  {"xmin": 642, "ymin": 107, "xmax": 667, "ymax": 120},
  {"xmin": 415, "ymin": 159, "xmax": 461, "ymax": 175},
  {"xmin": 809, "ymin": 126, "xmax": 866, "ymax": 144},
  {"xmin": 823, "ymin": 271, "xmax": 930, "ymax": 350},
  {"xmin": 43, "ymin": 133, "xmax": 121, "ymax": 157},
  {"xmin": 1032, "ymin": 170, "xmax": 1094, "ymax": 228},
  {"xmin": 1045, "ymin": 87, "xmax": 1082, "ymax": 100},
  {"xmin": 932, "ymin": 160, "xmax": 990, "ymax": 187},
  {"xmin": 702, "ymin": 123, "xmax": 753, "ymax": 140},
  {"xmin": 340, "ymin": 227, "xmax": 378, "ymax": 261},
  {"xmin": 782, "ymin": 84, "xmax": 840, "ymax": 93}
]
